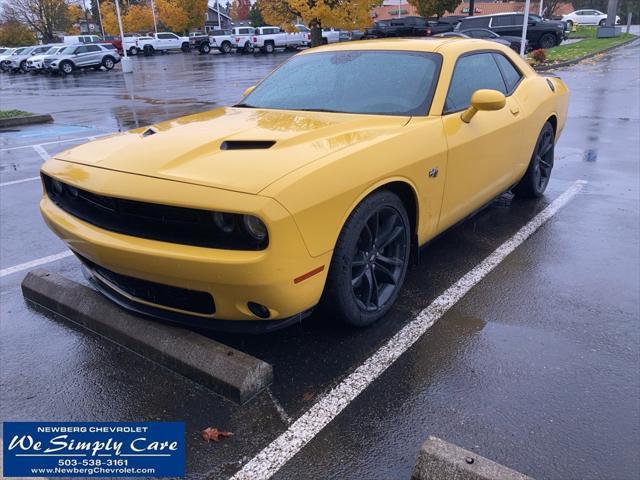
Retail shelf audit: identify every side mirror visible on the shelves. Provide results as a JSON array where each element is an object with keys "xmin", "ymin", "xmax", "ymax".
[
  {"xmin": 243, "ymin": 85, "xmax": 256, "ymax": 97},
  {"xmin": 461, "ymin": 89, "xmax": 506, "ymax": 123}
]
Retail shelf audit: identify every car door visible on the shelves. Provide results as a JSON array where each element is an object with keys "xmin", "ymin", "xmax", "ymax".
[
  {"xmin": 73, "ymin": 45, "xmax": 90, "ymax": 66},
  {"xmin": 582, "ymin": 10, "xmax": 597, "ymax": 24},
  {"xmin": 85, "ymin": 44, "xmax": 103, "ymax": 65},
  {"xmin": 438, "ymin": 51, "xmax": 523, "ymax": 231}
]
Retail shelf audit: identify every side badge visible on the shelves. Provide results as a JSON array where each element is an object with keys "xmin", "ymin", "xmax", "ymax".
[{"xmin": 428, "ymin": 167, "xmax": 439, "ymax": 178}]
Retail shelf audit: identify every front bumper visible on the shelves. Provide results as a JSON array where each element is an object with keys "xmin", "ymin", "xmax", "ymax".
[{"xmin": 40, "ymin": 159, "xmax": 331, "ymax": 324}]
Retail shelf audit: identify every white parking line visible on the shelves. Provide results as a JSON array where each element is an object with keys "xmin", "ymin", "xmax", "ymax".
[
  {"xmin": 0, "ymin": 251, "xmax": 73, "ymax": 278},
  {"xmin": 0, "ymin": 176, "xmax": 40, "ymax": 187},
  {"xmin": 0, "ymin": 132, "xmax": 113, "ymax": 152},
  {"xmin": 33, "ymin": 145, "xmax": 49, "ymax": 161},
  {"xmin": 230, "ymin": 180, "xmax": 588, "ymax": 480}
]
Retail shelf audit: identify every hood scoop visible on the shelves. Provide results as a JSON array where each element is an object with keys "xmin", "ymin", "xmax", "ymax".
[{"xmin": 220, "ymin": 140, "xmax": 276, "ymax": 150}]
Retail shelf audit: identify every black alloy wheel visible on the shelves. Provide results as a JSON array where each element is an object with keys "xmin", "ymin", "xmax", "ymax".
[
  {"xmin": 323, "ymin": 190, "xmax": 411, "ymax": 327},
  {"xmin": 513, "ymin": 122, "xmax": 555, "ymax": 198},
  {"xmin": 351, "ymin": 206, "xmax": 408, "ymax": 312},
  {"xmin": 539, "ymin": 33, "xmax": 556, "ymax": 49}
]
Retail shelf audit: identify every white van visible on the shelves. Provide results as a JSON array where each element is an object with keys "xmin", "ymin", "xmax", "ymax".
[{"xmin": 63, "ymin": 35, "xmax": 102, "ymax": 44}]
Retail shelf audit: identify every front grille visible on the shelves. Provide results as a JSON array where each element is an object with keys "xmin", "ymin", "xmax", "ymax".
[
  {"xmin": 79, "ymin": 255, "xmax": 215, "ymax": 315},
  {"xmin": 42, "ymin": 174, "xmax": 266, "ymax": 250}
]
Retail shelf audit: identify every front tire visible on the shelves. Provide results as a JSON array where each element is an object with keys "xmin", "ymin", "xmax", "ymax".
[
  {"xmin": 181, "ymin": 42, "xmax": 190, "ymax": 52},
  {"xmin": 599, "ymin": 19, "xmax": 606, "ymax": 26},
  {"xmin": 264, "ymin": 42, "xmax": 275, "ymax": 53},
  {"xmin": 102, "ymin": 56, "xmax": 115, "ymax": 70},
  {"xmin": 59, "ymin": 60, "xmax": 74, "ymax": 75},
  {"xmin": 220, "ymin": 41, "xmax": 232, "ymax": 54},
  {"xmin": 143, "ymin": 45, "xmax": 154, "ymax": 56},
  {"xmin": 199, "ymin": 43, "xmax": 211, "ymax": 54},
  {"xmin": 513, "ymin": 122, "xmax": 555, "ymax": 198},
  {"xmin": 322, "ymin": 190, "xmax": 411, "ymax": 327}
]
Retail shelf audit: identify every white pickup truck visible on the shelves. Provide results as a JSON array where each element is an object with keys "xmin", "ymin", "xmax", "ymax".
[
  {"xmin": 189, "ymin": 30, "xmax": 236, "ymax": 54},
  {"xmin": 295, "ymin": 24, "xmax": 341, "ymax": 46},
  {"xmin": 252, "ymin": 26, "xmax": 306, "ymax": 53},
  {"xmin": 135, "ymin": 32, "xmax": 190, "ymax": 55},
  {"xmin": 231, "ymin": 26, "xmax": 256, "ymax": 53}
]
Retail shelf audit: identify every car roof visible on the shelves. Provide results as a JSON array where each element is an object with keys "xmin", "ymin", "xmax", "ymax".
[{"xmin": 297, "ymin": 37, "xmax": 507, "ymax": 55}]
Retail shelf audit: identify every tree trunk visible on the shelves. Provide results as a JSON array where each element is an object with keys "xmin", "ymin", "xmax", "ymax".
[{"xmin": 310, "ymin": 19, "xmax": 322, "ymax": 48}]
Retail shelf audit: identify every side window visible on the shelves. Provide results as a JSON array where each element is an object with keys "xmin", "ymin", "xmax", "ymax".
[
  {"xmin": 491, "ymin": 15, "xmax": 513, "ymax": 27},
  {"xmin": 512, "ymin": 14, "xmax": 525, "ymax": 25},
  {"xmin": 493, "ymin": 53, "xmax": 522, "ymax": 92},
  {"xmin": 87, "ymin": 45, "xmax": 101, "ymax": 52},
  {"xmin": 444, "ymin": 53, "xmax": 507, "ymax": 113},
  {"xmin": 75, "ymin": 45, "xmax": 88, "ymax": 54},
  {"xmin": 463, "ymin": 17, "xmax": 490, "ymax": 28}
]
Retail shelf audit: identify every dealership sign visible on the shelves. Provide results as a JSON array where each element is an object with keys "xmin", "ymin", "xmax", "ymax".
[{"xmin": 3, "ymin": 422, "xmax": 185, "ymax": 477}]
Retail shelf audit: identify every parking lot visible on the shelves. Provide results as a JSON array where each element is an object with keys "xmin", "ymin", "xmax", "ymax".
[{"xmin": 1, "ymin": 44, "xmax": 639, "ymax": 480}]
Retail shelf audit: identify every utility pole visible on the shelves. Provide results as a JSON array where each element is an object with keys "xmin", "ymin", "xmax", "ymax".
[
  {"xmin": 115, "ymin": 0, "xmax": 133, "ymax": 72},
  {"xmin": 96, "ymin": 0, "xmax": 105, "ymax": 36},
  {"xmin": 150, "ymin": 0, "xmax": 158, "ymax": 34},
  {"xmin": 538, "ymin": 0, "xmax": 544, "ymax": 17},
  {"xmin": 469, "ymin": 0, "xmax": 475, "ymax": 16},
  {"xmin": 520, "ymin": 0, "xmax": 531, "ymax": 57},
  {"xmin": 605, "ymin": 0, "xmax": 619, "ymax": 26}
]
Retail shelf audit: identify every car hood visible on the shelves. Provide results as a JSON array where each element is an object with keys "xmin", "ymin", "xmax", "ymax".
[{"xmin": 54, "ymin": 107, "xmax": 409, "ymax": 195}]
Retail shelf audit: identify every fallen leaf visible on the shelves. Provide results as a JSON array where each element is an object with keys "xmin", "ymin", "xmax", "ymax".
[
  {"xmin": 302, "ymin": 391, "xmax": 314, "ymax": 401},
  {"xmin": 201, "ymin": 427, "xmax": 233, "ymax": 442}
]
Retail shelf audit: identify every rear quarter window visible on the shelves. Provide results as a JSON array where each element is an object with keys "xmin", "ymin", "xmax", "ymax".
[{"xmin": 493, "ymin": 53, "xmax": 522, "ymax": 92}]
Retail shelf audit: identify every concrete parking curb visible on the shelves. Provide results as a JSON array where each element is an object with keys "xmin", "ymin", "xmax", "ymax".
[
  {"xmin": 411, "ymin": 437, "xmax": 534, "ymax": 480},
  {"xmin": 0, "ymin": 114, "xmax": 53, "ymax": 128},
  {"xmin": 21, "ymin": 269, "xmax": 273, "ymax": 404},
  {"xmin": 534, "ymin": 36, "xmax": 639, "ymax": 71}
]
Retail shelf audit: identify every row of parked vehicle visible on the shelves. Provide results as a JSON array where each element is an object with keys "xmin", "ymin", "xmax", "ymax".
[
  {"xmin": 363, "ymin": 12, "xmax": 569, "ymax": 50},
  {"xmin": 0, "ymin": 41, "xmax": 120, "ymax": 75}
]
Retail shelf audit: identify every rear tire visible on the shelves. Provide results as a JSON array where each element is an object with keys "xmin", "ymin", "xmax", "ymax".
[
  {"xmin": 599, "ymin": 19, "xmax": 606, "ymax": 26},
  {"xmin": 220, "ymin": 41, "xmax": 232, "ymax": 54},
  {"xmin": 181, "ymin": 42, "xmax": 190, "ymax": 52},
  {"xmin": 513, "ymin": 122, "xmax": 555, "ymax": 198},
  {"xmin": 143, "ymin": 45, "xmax": 154, "ymax": 56},
  {"xmin": 129, "ymin": 46, "xmax": 138, "ymax": 56},
  {"xmin": 322, "ymin": 190, "xmax": 411, "ymax": 327},
  {"xmin": 264, "ymin": 42, "xmax": 275, "ymax": 53},
  {"xmin": 199, "ymin": 43, "xmax": 211, "ymax": 54}
]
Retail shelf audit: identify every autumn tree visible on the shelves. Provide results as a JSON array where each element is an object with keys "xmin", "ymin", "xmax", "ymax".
[
  {"xmin": 156, "ymin": 0, "xmax": 189, "ymax": 33},
  {"xmin": 248, "ymin": 1, "xmax": 265, "ymax": 27},
  {"xmin": 230, "ymin": 0, "xmax": 250, "ymax": 21},
  {"xmin": 124, "ymin": 3, "xmax": 155, "ymax": 32},
  {"xmin": 181, "ymin": 0, "xmax": 207, "ymax": 31},
  {"xmin": 1, "ymin": 0, "xmax": 73, "ymax": 42},
  {"xmin": 408, "ymin": 0, "xmax": 460, "ymax": 18},
  {"xmin": 0, "ymin": 20, "xmax": 36, "ymax": 46},
  {"xmin": 259, "ymin": 0, "xmax": 381, "ymax": 47}
]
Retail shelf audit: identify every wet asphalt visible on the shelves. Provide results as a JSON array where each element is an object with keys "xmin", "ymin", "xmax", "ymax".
[{"xmin": 1, "ymin": 43, "xmax": 639, "ymax": 479}]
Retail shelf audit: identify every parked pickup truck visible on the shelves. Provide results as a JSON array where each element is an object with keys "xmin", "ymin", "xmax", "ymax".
[
  {"xmin": 135, "ymin": 32, "xmax": 190, "ymax": 55},
  {"xmin": 252, "ymin": 26, "xmax": 306, "ymax": 53},
  {"xmin": 294, "ymin": 24, "xmax": 340, "ymax": 46},
  {"xmin": 231, "ymin": 26, "xmax": 256, "ymax": 53},
  {"xmin": 189, "ymin": 30, "xmax": 235, "ymax": 54}
]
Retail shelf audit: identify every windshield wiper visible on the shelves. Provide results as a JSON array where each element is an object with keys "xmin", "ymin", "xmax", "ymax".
[
  {"xmin": 296, "ymin": 108, "xmax": 345, "ymax": 113},
  {"xmin": 233, "ymin": 103, "xmax": 257, "ymax": 108}
]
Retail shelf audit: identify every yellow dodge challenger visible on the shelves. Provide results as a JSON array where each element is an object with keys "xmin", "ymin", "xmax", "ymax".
[{"xmin": 40, "ymin": 38, "xmax": 569, "ymax": 331}]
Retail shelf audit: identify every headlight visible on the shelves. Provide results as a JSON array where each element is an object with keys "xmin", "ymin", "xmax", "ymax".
[
  {"xmin": 209, "ymin": 211, "xmax": 268, "ymax": 249},
  {"xmin": 243, "ymin": 215, "xmax": 267, "ymax": 241}
]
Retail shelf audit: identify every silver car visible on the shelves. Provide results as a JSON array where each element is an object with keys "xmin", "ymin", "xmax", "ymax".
[
  {"xmin": 48, "ymin": 43, "xmax": 120, "ymax": 75},
  {"xmin": 2, "ymin": 45, "xmax": 52, "ymax": 73},
  {"xmin": 26, "ymin": 44, "xmax": 65, "ymax": 72}
]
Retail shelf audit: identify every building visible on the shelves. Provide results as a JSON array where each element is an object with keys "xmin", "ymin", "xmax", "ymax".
[{"xmin": 205, "ymin": 1, "xmax": 233, "ymax": 31}]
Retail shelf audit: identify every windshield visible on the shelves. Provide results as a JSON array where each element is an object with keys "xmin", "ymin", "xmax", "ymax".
[
  {"xmin": 241, "ymin": 50, "xmax": 441, "ymax": 116},
  {"xmin": 529, "ymin": 14, "xmax": 542, "ymax": 22},
  {"xmin": 13, "ymin": 48, "xmax": 27, "ymax": 55}
]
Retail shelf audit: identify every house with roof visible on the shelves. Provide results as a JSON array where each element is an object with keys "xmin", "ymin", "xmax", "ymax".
[{"xmin": 205, "ymin": 1, "xmax": 233, "ymax": 31}]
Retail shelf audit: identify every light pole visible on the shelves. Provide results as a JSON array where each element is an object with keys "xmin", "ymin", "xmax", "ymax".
[
  {"xmin": 114, "ymin": 0, "xmax": 133, "ymax": 72},
  {"xmin": 96, "ymin": 0, "xmax": 105, "ymax": 36},
  {"xmin": 519, "ymin": 0, "xmax": 531, "ymax": 57},
  {"xmin": 150, "ymin": 0, "xmax": 158, "ymax": 34},
  {"xmin": 216, "ymin": 0, "xmax": 222, "ymax": 29},
  {"xmin": 538, "ymin": 0, "xmax": 544, "ymax": 17}
]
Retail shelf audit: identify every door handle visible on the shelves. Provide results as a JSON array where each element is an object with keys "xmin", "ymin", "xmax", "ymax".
[{"xmin": 510, "ymin": 106, "xmax": 520, "ymax": 116}]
